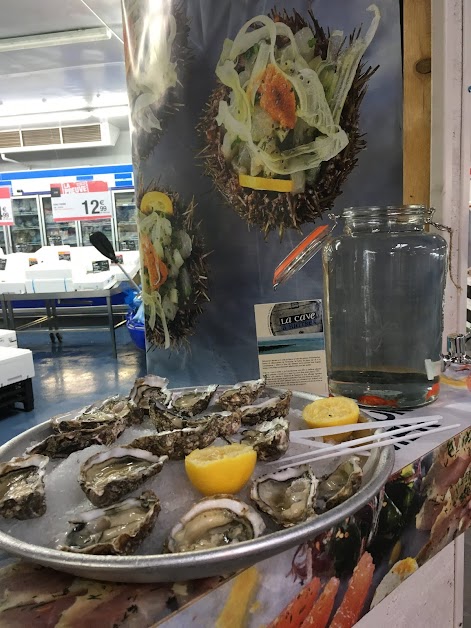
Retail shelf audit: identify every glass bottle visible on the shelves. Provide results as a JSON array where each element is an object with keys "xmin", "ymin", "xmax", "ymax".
[{"xmin": 322, "ymin": 206, "xmax": 447, "ymax": 408}]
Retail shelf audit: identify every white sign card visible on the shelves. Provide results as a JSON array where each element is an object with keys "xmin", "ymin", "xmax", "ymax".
[
  {"xmin": 0, "ymin": 187, "xmax": 13, "ymax": 226},
  {"xmin": 50, "ymin": 181, "xmax": 112, "ymax": 222},
  {"xmin": 254, "ymin": 299, "xmax": 328, "ymax": 396}
]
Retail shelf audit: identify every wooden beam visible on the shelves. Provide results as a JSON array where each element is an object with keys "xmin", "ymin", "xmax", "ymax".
[{"xmin": 403, "ymin": 0, "xmax": 432, "ymax": 206}]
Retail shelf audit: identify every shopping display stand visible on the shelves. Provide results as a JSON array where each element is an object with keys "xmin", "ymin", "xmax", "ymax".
[
  {"xmin": 0, "ymin": 284, "xmax": 127, "ymax": 358},
  {"xmin": 0, "ymin": 345, "xmax": 34, "ymax": 412}
]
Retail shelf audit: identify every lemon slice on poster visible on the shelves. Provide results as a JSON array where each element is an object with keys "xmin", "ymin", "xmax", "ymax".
[
  {"xmin": 238, "ymin": 173, "xmax": 293, "ymax": 193},
  {"xmin": 140, "ymin": 191, "xmax": 173, "ymax": 215},
  {"xmin": 185, "ymin": 443, "xmax": 256, "ymax": 496}
]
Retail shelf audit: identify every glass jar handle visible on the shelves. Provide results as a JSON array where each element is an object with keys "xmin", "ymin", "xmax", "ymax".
[{"xmin": 425, "ymin": 207, "xmax": 459, "ymax": 290}]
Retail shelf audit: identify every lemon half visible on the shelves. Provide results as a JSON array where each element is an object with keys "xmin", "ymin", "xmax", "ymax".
[
  {"xmin": 302, "ymin": 396, "xmax": 360, "ymax": 443},
  {"xmin": 185, "ymin": 443, "xmax": 257, "ymax": 496},
  {"xmin": 140, "ymin": 191, "xmax": 173, "ymax": 215}
]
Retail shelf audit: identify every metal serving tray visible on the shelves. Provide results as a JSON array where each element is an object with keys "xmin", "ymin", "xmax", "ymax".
[{"xmin": 0, "ymin": 389, "xmax": 394, "ymax": 583}]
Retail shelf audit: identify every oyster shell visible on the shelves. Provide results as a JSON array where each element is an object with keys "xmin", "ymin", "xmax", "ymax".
[
  {"xmin": 60, "ymin": 490, "xmax": 160, "ymax": 555},
  {"xmin": 240, "ymin": 418, "xmax": 290, "ymax": 461},
  {"xmin": 128, "ymin": 375, "xmax": 170, "ymax": 422},
  {"xmin": 28, "ymin": 421, "xmax": 126, "ymax": 459},
  {"xmin": 0, "ymin": 455, "xmax": 48, "ymax": 520},
  {"xmin": 51, "ymin": 396, "xmax": 132, "ymax": 433},
  {"xmin": 167, "ymin": 495, "xmax": 265, "ymax": 553},
  {"xmin": 79, "ymin": 447, "xmax": 168, "ymax": 507},
  {"xmin": 240, "ymin": 392, "xmax": 292, "ymax": 425},
  {"xmin": 149, "ymin": 400, "xmax": 241, "ymax": 438},
  {"xmin": 169, "ymin": 385, "xmax": 218, "ymax": 417},
  {"xmin": 250, "ymin": 465, "xmax": 318, "ymax": 527},
  {"xmin": 317, "ymin": 457, "xmax": 363, "ymax": 511},
  {"xmin": 218, "ymin": 378, "xmax": 266, "ymax": 410},
  {"xmin": 129, "ymin": 421, "xmax": 219, "ymax": 459}
]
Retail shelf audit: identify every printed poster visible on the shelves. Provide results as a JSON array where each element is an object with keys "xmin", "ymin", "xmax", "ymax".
[{"xmin": 255, "ymin": 300, "xmax": 328, "ymax": 395}]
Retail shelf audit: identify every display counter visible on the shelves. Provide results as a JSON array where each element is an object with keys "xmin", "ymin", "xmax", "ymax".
[{"xmin": 0, "ymin": 380, "xmax": 468, "ymax": 627}]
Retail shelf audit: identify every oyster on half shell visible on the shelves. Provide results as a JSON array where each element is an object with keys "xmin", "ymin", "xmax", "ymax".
[
  {"xmin": 240, "ymin": 392, "xmax": 292, "ymax": 425},
  {"xmin": 128, "ymin": 375, "xmax": 170, "ymax": 422},
  {"xmin": 241, "ymin": 418, "xmax": 289, "ymax": 461},
  {"xmin": 27, "ymin": 421, "xmax": 126, "ymax": 459},
  {"xmin": 79, "ymin": 447, "xmax": 168, "ymax": 508},
  {"xmin": 0, "ymin": 455, "xmax": 49, "ymax": 520},
  {"xmin": 218, "ymin": 378, "xmax": 266, "ymax": 410},
  {"xmin": 51, "ymin": 396, "xmax": 132, "ymax": 433},
  {"xmin": 169, "ymin": 385, "xmax": 218, "ymax": 417},
  {"xmin": 60, "ymin": 490, "xmax": 160, "ymax": 555},
  {"xmin": 129, "ymin": 421, "xmax": 219, "ymax": 459},
  {"xmin": 317, "ymin": 457, "xmax": 363, "ymax": 512},
  {"xmin": 167, "ymin": 495, "xmax": 265, "ymax": 553},
  {"xmin": 149, "ymin": 400, "xmax": 241, "ymax": 438},
  {"xmin": 250, "ymin": 465, "xmax": 318, "ymax": 527}
]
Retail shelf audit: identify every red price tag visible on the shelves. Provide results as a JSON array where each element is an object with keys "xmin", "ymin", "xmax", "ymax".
[{"xmin": 50, "ymin": 181, "xmax": 112, "ymax": 222}]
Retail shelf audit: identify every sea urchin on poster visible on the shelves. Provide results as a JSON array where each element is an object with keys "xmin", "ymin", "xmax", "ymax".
[{"xmin": 122, "ymin": 0, "xmax": 402, "ymax": 385}]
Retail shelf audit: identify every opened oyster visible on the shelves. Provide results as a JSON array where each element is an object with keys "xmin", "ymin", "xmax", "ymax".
[
  {"xmin": 167, "ymin": 495, "xmax": 265, "ymax": 553},
  {"xmin": 130, "ymin": 421, "xmax": 219, "ymax": 459},
  {"xmin": 28, "ymin": 421, "xmax": 126, "ymax": 459},
  {"xmin": 0, "ymin": 455, "xmax": 48, "ymax": 520},
  {"xmin": 241, "ymin": 418, "xmax": 289, "ymax": 461},
  {"xmin": 51, "ymin": 396, "xmax": 131, "ymax": 433},
  {"xmin": 60, "ymin": 491, "xmax": 160, "ymax": 555},
  {"xmin": 240, "ymin": 392, "xmax": 292, "ymax": 425},
  {"xmin": 79, "ymin": 447, "xmax": 168, "ymax": 507},
  {"xmin": 128, "ymin": 375, "xmax": 170, "ymax": 422},
  {"xmin": 317, "ymin": 457, "xmax": 363, "ymax": 512},
  {"xmin": 250, "ymin": 465, "xmax": 318, "ymax": 527},
  {"xmin": 149, "ymin": 400, "xmax": 241, "ymax": 438},
  {"xmin": 218, "ymin": 378, "xmax": 266, "ymax": 410},
  {"xmin": 169, "ymin": 385, "xmax": 218, "ymax": 416}
]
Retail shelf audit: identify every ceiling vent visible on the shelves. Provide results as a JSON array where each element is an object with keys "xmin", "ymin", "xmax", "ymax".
[{"xmin": 0, "ymin": 122, "xmax": 119, "ymax": 154}]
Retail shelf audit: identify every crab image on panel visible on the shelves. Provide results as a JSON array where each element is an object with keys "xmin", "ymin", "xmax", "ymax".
[
  {"xmin": 199, "ymin": 6, "xmax": 380, "ymax": 237},
  {"xmin": 137, "ymin": 185, "xmax": 210, "ymax": 349}
]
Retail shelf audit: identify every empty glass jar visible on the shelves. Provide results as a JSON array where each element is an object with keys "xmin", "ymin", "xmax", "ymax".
[{"xmin": 322, "ymin": 206, "xmax": 447, "ymax": 408}]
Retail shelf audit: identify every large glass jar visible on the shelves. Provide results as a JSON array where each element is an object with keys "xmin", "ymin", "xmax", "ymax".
[{"xmin": 322, "ymin": 206, "xmax": 447, "ymax": 409}]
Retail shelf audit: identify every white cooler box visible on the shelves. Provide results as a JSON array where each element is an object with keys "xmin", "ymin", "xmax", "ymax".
[
  {"xmin": 0, "ymin": 347, "xmax": 34, "ymax": 388},
  {"xmin": 0, "ymin": 330, "xmax": 17, "ymax": 348}
]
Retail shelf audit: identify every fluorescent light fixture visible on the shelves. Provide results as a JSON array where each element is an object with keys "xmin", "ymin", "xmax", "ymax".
[
  {"xmin": 0, "ymin": 97, "xmax": 89, "ymax": 117},
  {"xmin": 0, "ymin": 110, "xmax": 92, "ymax": 128},
  {"xmin": 0, "ymin": 27, "xmax": 111, "ymax": 52},
  {"xmin": 91, "ymin": 105, "xmax": 129, "ymax": 118}
]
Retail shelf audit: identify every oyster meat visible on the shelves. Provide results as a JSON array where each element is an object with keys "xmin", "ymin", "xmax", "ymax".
[
  {"xmin": 218, "ymin": 378, "xmax": 266, "ymax": 410},
  {"xmin": 241, "ymin": 418, "xmax": 290, "ymax": 461},
  {"xmin": 317, "ymin": 457, "xmax": 363, "ymax": 511},
  {"xmin": 60, "ymin": 490, "xmax": 160, "ymax": 555},
  {"xmin": 169, "ymin": 385, "xmax": 218, "ymax": 417},
  {"xmin": 129, "ymin": 421, "xmax": 219, "ymax": 459},
  {"xmin": 27, "ymin": 421, "xmax": 126, "ymax": 459},
  {"xmin": 79, "ymin": 447, "xmax": 168, "ymax": 507},
  {"xmin": 240, "ymin": 392, "xmax": 292, "ymax": 425},
  {"xmin": 128, "ymin": 375, "xmax": 170, "ymax": 422},
  {"xmin": 0, "ymin": 455, "xmax": 48, "ymax": 520},
  {"xmin": 167, "ymin": 495, "xmax": 265, "ymax": 553},
  {"xmin": 250, "ymin": 465, "xmax": 318, "ymax": 527}
]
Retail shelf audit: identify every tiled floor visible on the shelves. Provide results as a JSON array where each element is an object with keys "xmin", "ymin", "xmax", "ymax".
[{"xmin": 0, "ymin": 328, "xmax": 469, "ymax": 624}]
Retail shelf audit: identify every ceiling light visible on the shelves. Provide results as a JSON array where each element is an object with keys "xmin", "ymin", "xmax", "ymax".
[
  {"xmin": 0, "ymin": 27, "xmax": 111, "ymax": 53},
  {"xmin": 0, "ymin": 97, "xmax": 89, "ymax": 117},
  {"xmin": 0, "ymin": 110, "xmax": 92, "ymax": 128}
]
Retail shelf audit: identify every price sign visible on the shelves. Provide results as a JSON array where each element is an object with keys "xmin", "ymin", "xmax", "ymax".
[
  {"xmin": 50, "ymin": 181, "xmax": 112, "ymax": 222},
  {"xmin": 0, "ymin": 187, "xmax": 13, "ymax": 226}
]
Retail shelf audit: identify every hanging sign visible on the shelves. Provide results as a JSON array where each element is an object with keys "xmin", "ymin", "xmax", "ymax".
[
  {"xmin": 50, "ymin": 181, "xmax": 112, "ymax": 222},
  {"xmin": 0, "ymin": 187, "xmax": 13, "ymax": 226}
]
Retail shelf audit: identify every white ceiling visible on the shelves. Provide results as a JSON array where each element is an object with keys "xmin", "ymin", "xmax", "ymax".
[{"xmin": 0, "ymin": 0, "xmax": 127, "ymax": 116}]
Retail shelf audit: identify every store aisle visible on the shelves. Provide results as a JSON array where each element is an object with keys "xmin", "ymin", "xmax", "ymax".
[{"xmin": 0, "ymin": 327, "xmax": 146, "ymax": 445}]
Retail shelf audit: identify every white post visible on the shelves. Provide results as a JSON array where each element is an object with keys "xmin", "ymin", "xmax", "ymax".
[{"xmin": 430, "ymin": 0, "xmax": 471, "ymax": 339}]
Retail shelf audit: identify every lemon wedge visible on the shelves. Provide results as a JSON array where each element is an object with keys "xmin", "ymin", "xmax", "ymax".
[
  {"xmin": 185, "ymin": 443, "xmax": 257, "ymax": 496},
  {"xmin": 238, "ymin": 173, "xmax": 293, "ymax": 193},
  {"xmin": 140, "ymin": 191, "xmax": 173, "ymax": 215}
]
